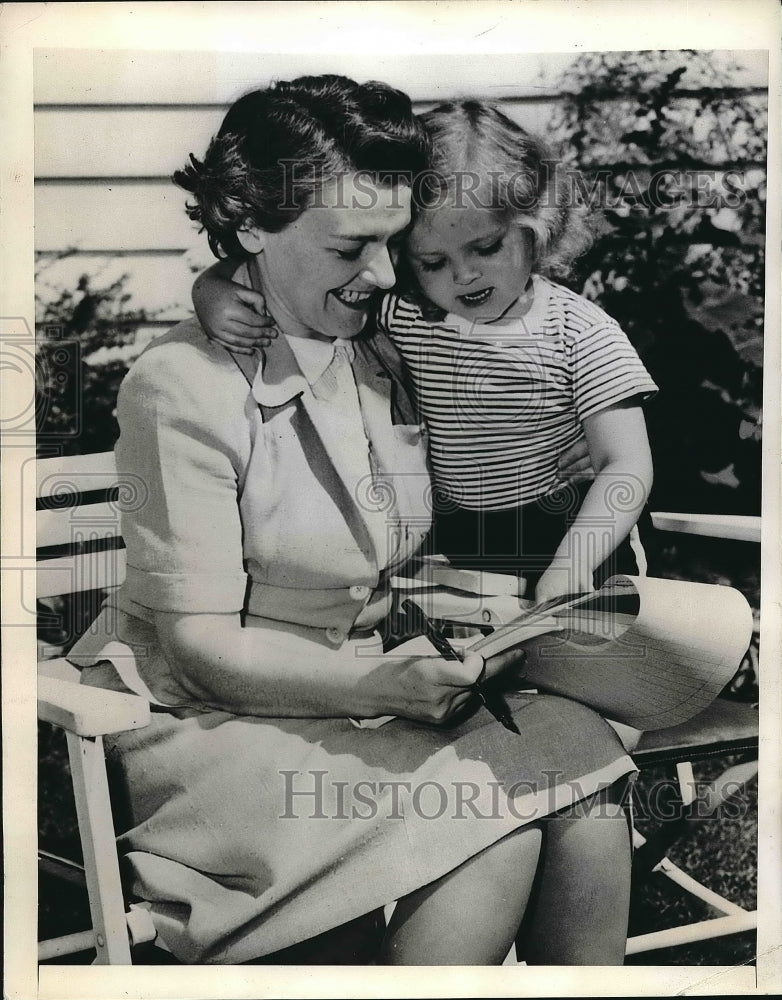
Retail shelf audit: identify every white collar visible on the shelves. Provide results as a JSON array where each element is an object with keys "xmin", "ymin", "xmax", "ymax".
[{"xmin": 284, "ymin": 335, "xmax": 355, "ymax": 387}]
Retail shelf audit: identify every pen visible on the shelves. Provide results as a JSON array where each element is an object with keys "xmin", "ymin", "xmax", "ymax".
[
  {"xmin": 401, "ymin": 599, "xmax": 521, "ymax": 735},
  {"xmin": 401, "ymin": 598, "xmax": 460, "ymax": 660}
]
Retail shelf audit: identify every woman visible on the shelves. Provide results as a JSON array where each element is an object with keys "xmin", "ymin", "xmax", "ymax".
[{"xmin": 69, "ymin": 75, "xmax": 636, "ymax": 966}]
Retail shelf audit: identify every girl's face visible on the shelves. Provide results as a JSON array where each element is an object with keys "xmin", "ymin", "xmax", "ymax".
[{"xmin": 405, "ymin": 203, "xmax": 535, "ymax": 324}]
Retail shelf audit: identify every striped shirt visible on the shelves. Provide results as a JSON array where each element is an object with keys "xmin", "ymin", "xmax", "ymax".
[{"xmin": 378, "ymin": 274, "xmax": 658, "ymax": 510}]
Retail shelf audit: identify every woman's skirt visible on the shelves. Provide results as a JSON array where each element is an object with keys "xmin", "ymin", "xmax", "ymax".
[{"xmin": 95, "ymin": 669, "xmax": 636, "ymax": 964}]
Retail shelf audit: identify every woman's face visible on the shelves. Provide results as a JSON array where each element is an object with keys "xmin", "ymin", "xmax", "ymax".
[
  {"xmin": 405, "ymin": 203, "xmax": 535, "ymax": 324},
  {"xmin": 243, "ymin": 174, "xmax": 412, "ymax": 341}
]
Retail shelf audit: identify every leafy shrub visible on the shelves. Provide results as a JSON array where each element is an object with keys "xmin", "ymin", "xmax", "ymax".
[
  {"xmin": 35, "ymin": 254, "xmax": 149, "ymax": 458},
  {"xmin": 550, "ymin": 51, "xmax": 765, "ymax": 518}
]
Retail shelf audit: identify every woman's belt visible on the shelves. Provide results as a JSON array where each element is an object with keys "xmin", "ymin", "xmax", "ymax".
[{"xmin": 245, "ymin": 578, "xmax": 392, "ymax": 636}]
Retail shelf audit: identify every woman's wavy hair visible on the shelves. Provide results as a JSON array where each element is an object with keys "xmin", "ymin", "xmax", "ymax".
[
  {"xmin": 399, "ymin": 100, "xmax": 594, "ymax": 317},
  {"xmin": 174, "ymin": 75, "xmax": 430, "ymax": 260}
]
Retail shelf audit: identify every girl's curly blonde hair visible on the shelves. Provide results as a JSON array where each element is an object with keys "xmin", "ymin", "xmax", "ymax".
[{"xmin": 405, "ymin": 100, "xmax": 593, "ymax": 299}]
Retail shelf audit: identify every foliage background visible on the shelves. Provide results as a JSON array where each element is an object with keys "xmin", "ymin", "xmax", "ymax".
[
  {"xmin": 554, "ymin": 51, "xmax": 765, "ymax": 522},
  {"xmin": 37, "ymin": 51, "xmax": 766, "ymax": 511}
]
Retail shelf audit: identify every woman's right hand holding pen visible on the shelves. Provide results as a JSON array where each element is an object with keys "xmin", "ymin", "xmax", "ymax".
[
  {"xmin": 375, "ymin": 651, "xmax": 485, "ymax": 725},
  {"xmin": 356, "ymin": 648, "xmax": 525, "ymax": 726}
]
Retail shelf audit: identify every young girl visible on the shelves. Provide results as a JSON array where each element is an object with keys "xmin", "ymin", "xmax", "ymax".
[{"xmin": 192, "ymin": 100, "xmax": 657, "ymax": 605}]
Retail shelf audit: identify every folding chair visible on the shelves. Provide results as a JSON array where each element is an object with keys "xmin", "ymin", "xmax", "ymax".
[
  {"xmin": 624, "ymin": 511, "xmax": 760, "ymax": 956},
  {"xmin": 36, "ymin": 451, "xmax": 760, "ymax": 964},
  {"xmin": 37, "ymin": 451, "xmax": 157, "ymax": 963}
]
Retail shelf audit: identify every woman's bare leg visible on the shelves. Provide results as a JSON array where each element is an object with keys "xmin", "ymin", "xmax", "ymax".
[
  {"xmin": 515, "ymin": 782, "xmax": 633, "ymax": 965},
  {"xmin": 381, "ymin": 823, "xmax": 543, "ymax": 965}
]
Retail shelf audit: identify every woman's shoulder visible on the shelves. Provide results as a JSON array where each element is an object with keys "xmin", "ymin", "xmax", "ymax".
[
  {"xmin": 124, "ymin": 318, "xmax": 243, "ymax": 392},
  {"xmin": 120, "ymin": 318, "xmax": 251, "ymax": 422}
]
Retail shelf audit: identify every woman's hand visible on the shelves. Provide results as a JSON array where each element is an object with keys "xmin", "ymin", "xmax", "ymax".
[
  {"xmin": 158, "ymin": 612, "xmax": 483, "ymax": 722},
  {"xmin": 371, "ymin": 647, "xmax": 528, "ymax": 724},
  {"xmin": 193, "ymin": 260, "xmax": 276, "ymax": 355},
  {"xmin": 364, "ymin": 651, "xmax": 482, "ymax": 724}
]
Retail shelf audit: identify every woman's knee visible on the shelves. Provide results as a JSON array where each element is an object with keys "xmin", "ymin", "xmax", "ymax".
[{"xmin": 559, "ymin": 776, "xmax": 635, "ymax": 819}]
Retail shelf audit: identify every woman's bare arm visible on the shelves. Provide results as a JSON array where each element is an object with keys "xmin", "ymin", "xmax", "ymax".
[{"xmin": 156, "ymin": 609, "xmax": 520, "ymax": 724}]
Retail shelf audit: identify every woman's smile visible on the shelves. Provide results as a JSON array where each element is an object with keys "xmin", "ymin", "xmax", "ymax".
[
  {"xmin": 251, "ymin": 175, "xmax": 411, "ymax": 341},
  {"xmin": 332, "ymin": 287, "xmax": 377, "ymax": 309}
]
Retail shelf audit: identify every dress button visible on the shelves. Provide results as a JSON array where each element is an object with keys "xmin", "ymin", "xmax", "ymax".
[
  {"xmin": 326, "ymin": 627, "xmax": 344, "ymax": 644},
  {"xmin": 349, "ymin": 585, "xmax": 369, "ymax": 600}
]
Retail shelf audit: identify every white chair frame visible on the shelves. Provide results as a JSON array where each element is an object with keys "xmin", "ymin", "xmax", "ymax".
[{"xmin": 36, "ymin": 451, "xmax": 759, "ymax": 964}]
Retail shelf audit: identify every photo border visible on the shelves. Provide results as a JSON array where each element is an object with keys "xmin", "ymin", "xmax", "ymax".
[{"xmin": 2, "ymin": 2, "xmax": 780, "ymax": 997}]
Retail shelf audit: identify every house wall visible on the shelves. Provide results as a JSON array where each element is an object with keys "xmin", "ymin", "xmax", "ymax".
[{"xmin": 34, "ymin": 49, "xmax": 767, "ymax": 323}]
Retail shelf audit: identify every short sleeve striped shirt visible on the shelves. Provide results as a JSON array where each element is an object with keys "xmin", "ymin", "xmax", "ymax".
[{"xmin": 379, "ymin": 275, "xmax": 658, "ymax": 511}]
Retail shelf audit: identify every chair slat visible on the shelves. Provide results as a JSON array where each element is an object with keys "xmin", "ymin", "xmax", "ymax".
[
  {"xmin": 37, "ymin": 550, "xmax": 127, "ymax": 599},
  {"xmin": 634, "ymin": 698, "xmax": 758, "ymax": 767},
  {"xmin": 65, "ymin": 731, "xmax": 134, "ymax": 963},
  {"xmin": 38, "ymin": 504, "xmax": 123, "ymax": 549},
  {"xmin": 37, "ymin": 452, "xmax": 117, "ymax": 498},
  {"xmin": 651, "ymin": 512, "xmax": 761, "ymax": 544}
]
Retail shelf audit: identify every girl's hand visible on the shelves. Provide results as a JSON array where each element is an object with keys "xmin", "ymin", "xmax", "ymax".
[
  {"xmin": 193, "ymin": 262, "xmax": 276, "ymax": 355},
  {"xmin": 557, "ymin": 437, "xmax": 594, "ymax": 483},
  {"xmin": 534, "ymin": 564, "xmax": 594, "ymax": 606}
]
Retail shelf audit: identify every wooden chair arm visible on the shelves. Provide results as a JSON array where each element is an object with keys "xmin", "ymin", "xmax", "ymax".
[{"xmin": 38, "ymin": 675, "xmax": 151, "ymax": 738}]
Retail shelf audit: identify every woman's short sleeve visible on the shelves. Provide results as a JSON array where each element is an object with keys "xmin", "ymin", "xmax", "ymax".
[
  {"xmin": 570, "ymin": 319, "xmax": 658, "ymax": 423},
  {"xmin": 116, "ymin": 335, "xmax": 250, "ymax": 614}
]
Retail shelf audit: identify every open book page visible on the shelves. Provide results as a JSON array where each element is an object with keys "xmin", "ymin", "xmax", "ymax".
[
  {"xmin": 465, "ymin": 575, "xmax": 754, "ymax": 730},
  {"xmin": 356, "ymin": 574, "xmax": 753, "ymax": 732},
  {"xmin": 393, "ymin": 555, "xmax": 528, "ymax": 598}
]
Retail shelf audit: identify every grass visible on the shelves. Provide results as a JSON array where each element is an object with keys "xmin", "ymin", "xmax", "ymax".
[{"xmin": 626, "ymin": 755, "xmax": 757, "ymax": 966}]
